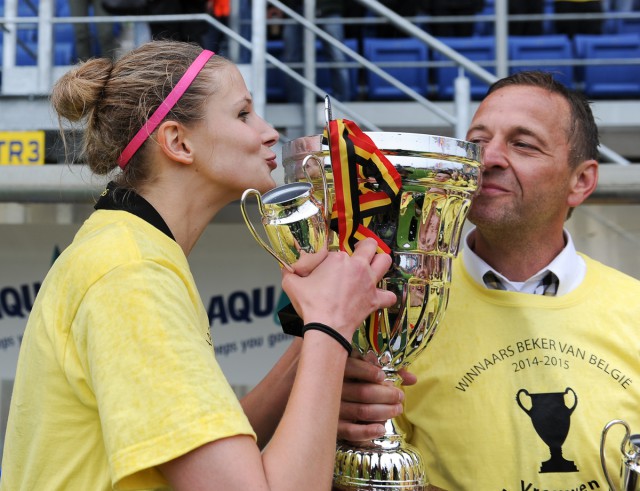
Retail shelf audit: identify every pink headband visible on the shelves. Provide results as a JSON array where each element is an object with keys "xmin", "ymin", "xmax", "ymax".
[{"xmin": 117, "ymin": 49, "xmax": 215, "ymax": 170}]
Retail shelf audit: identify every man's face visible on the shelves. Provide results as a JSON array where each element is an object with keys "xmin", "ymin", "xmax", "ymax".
[{"xmin": 465, "ymin": 85, "xmax": 575, "ymax": 235}]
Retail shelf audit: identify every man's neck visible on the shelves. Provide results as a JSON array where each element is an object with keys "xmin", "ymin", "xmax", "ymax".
[{"xmin": 468, "ymin": 228, "xmax": 567, "ymax": 282}]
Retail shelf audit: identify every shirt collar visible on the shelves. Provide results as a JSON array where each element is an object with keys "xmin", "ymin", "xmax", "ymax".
[
  {"xmin": 94, "ymin": 181, "xmax": 175, "ymax": 241},
  {"xmin": 462, "ymin": 227, "xmax": 585, "ymax": 296}
]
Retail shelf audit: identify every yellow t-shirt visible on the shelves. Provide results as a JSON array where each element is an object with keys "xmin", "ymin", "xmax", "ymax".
[
  {"xmin": 398, "ymin": 253, "xmax": 640, "ymax": 490},
  {"xmin": 1, "ymin": 210, "xmax": 254, "ymax": 491}
]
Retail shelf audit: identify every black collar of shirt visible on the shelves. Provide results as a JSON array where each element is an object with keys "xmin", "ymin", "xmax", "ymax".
[{"xmin": 94, "ymin": 181, "xmax": 175, "ymax": 242}]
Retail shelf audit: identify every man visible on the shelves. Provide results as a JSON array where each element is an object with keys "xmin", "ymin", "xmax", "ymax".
[{"xmin": 338, "ymin": 71, "xmax": 640, "ymax": 490}]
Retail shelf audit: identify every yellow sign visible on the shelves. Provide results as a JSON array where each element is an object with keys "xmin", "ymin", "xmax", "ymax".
[{"xmin": 0, "ymin": 131, "xmax": 45, "ymax": 165}]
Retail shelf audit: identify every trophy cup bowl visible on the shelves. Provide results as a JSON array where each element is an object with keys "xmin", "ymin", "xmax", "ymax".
[
  {"xmin": 601, "ymin": 419, "xmax": 640, "ymax": 491},
  {"xmin": 240, "ymin": 156, "xmax": 329, "ymax": 272},
  {"xmin": 282, "ymin": 131, "xmax": 483, "ymax": 490}
]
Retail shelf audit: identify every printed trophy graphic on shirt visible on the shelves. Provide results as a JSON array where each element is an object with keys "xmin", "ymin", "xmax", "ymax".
[
  {"xmin": 241, "ymin": 156, "xmax": 329, "ymax": 272},
  {"xmin": 281, "ymin": 98, "xmax": 483, "ymax": 491},
  {"xmin": 516, "ymin": 387, "xmax": 579, "ymax": 473},
  {"xmin": 601, "ymin": 419, "xmax": 640, "ymax": 490}
]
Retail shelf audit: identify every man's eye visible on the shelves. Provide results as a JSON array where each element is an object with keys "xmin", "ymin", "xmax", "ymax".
[
  {"xmin": 514, "ymin": 141, "xmax": 533, "ymax": 149},
  {"xmin": 469, "ymin": 138, "xmax": 486, "ymax": 146}
]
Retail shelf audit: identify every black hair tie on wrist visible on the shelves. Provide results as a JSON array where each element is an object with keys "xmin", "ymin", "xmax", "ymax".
[{"xmin": 302, "ymin": 323, "xmax": 353, "ymax": 356}]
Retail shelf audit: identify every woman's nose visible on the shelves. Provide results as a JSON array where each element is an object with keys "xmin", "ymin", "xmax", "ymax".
[{"xmin": 260, "ymin": 117, "xmax": 279, "ymax": 147}]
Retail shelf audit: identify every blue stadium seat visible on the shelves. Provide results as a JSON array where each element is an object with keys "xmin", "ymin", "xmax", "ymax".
[
  {"xmin": 55, "ymin": 0, "xmax": 75, "ymax": 48},
  {"xmin": 316, "ymin": 38, "xmax": 359, "ymax": 101},
  {"xmin": 432, "ymin": 36, "xmax": 495, "ymax": 100},
  {"xmin": 17, "ymin": 27, "xmax": 38, "ymax": 44},
  {"xmin": 508, "ymin": 35, "xmax": 575, "ymax": 88},
  {"xmin": 543, "ymin": 0, "xmax": 555, "ymax": 35},
  {"xmin": 15, "ymin": 0, "xmax": 38, "ymax": 45},
  {"xmin": 18, "ymin": 0, "xmax": 37, "ymax": 16},
  {"xmin": 266, "ymin": 40, "xmax": 287, "ymax": 102},
  {"xmin": 574, "ymin": 33, "xmax": 640, "ymax": 98},
  {"xmin": 266, "ymin": 38, "xmax": 360, "ymax": 102},
  {"xmin": 14, "ymin": 41, "xmax": 74, "ymax": 66},
  {"xmin": 56, "ymin": 0, "xmax": 71, "ymax": 16},
  {"xmin": 617, "ymin": 17, "xmax": 640, "ymax": 36},
  {"xmin": 474, "ymin": 0, "xmax": 494, "ymax": 36},
  {"xmin": 54, "ymin": 23, "xmax": 75, "ymax": 44},
  {"xmin": 17, "ymin": 41, "xmax": 37, "ymax": 66},
  {"xmin": 55, "ymin": 41, "xmax": 74, "ymax": 65},
  {"xmin": 363, "ymin": 37, "xmax": 429, "ymax": 100}
]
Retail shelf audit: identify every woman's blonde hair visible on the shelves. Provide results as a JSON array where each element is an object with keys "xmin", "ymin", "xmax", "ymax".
[{"xmin": 51, "ymin": 40, "xmax": 232, "ymax": 186}]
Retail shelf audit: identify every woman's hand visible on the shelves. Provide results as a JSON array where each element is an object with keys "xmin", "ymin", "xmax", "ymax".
[{"xmin": 281, "ymin": 238, "xmax": 396, "ymax": 341}]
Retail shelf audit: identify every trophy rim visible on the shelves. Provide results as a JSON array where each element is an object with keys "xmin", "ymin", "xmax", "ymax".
[
  {"xmin": 282, "ymin": 131, "xmax": 483, "ymax": 164},
  {"xmin": 260, "ymin": 181, "xmax": 313, "ymax": 206}
]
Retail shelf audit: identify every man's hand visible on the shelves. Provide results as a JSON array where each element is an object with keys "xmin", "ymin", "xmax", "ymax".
[{"xmin": 338, "ymin": 357, "xmax": 417, "ymax": 442}]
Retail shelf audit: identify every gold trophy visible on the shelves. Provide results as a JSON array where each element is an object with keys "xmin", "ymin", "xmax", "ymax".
[
  {"xmin": 281, "ymin": 103, "xmax": 483, "ymax": 490},
  {"xmin": 241, "ymin": 156, "xmax": 329, "ymax": 272}
]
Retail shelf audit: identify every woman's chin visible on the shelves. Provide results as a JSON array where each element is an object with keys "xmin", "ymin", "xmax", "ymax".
[{"xmin": 259, "ymin": 177, "xmax": 278, "ymax": 194}]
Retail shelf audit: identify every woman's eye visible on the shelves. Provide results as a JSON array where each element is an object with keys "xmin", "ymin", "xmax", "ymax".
[{"xmin": 238, "ymin": 111, "xmax": 249, "ymax": 121}]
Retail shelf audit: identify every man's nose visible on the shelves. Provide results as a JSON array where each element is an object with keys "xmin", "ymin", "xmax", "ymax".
[{"xmin": 481, "ymin": 139, "xmax": 509, "ymax": 170}]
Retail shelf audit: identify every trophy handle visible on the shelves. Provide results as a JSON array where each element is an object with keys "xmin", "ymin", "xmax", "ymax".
[
  {"xmin": 601, "ymin": 419, "xmax": 631, "ymax": 491},
  {"xmin": 516, "ymin": 389, "xmax": 532, "ymax": 415},
  {"xmin": 564, "ymin": 387, "xmax": 578, "ymax": 413},
  {"xmin": 301, "ymin": 154, "xmax": 330, "ymax": 227},
  {"xmin": 240, "ymin": 188, "xmax": 295, "ymax": 273}
]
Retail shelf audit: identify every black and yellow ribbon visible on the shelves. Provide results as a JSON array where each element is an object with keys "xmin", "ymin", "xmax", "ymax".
[{"xmin": 324, "ymin": 119, "xmax": 402, "ymax": 255}]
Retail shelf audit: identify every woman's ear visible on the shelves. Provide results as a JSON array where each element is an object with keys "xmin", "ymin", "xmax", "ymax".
[
  {"xmin": 567, "ymin": 159, "xmax": 599, "ymax": 208},
  {"xmin": 156, "ymin": 120, "xmax": 194, "ymax": 165}
]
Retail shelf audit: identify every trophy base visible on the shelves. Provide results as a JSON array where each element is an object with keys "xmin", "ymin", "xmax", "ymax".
[
  {"xmin": 334, "ymin": 439, "xmax": 427, "ymax": 491},
  {"xmin": 333, "ymin": 480, "xmax": 426, "ymax": 491},
  {"xmin": 540, "ymin": 456, "xmax": 578, "ymax": 473}
]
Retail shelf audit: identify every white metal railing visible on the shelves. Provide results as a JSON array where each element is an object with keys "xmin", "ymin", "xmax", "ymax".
[
  {"xmin": 3, "ymin": 163, "xmax": 640, "ymax": 203},
  {"xmin": 352, "ymin": 0, "xmax": 633, "ymax": 164},
  {"xmin": 0, "ymin": 0, "xmax": 637, "ymax": 165}
]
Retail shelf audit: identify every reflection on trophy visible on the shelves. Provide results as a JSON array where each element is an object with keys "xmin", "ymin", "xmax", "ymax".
[
  {"xmin": 601, "ymin": 419, "xmax": 640, "ymax": 490},
  {"xmin": 516, "ymin": 388, "xmax": 578, "ymax": 473},
  {"xmin": 282, "ymin": 112, "xmax": 483, "ymax": 490}
]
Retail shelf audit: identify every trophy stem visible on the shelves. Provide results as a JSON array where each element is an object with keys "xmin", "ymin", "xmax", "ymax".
[
  {"xmin": 334, "ymin": 370, "xmax": 427, "ymax": 491},
  {"xmin": 373, "ymin": 373, "xmax": 406, "ymax": 450}
]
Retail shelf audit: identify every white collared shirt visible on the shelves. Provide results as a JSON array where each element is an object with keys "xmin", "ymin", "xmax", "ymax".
[{"xmin": 462, "ymin": 228, "xmax": 586, "ymax": 296}]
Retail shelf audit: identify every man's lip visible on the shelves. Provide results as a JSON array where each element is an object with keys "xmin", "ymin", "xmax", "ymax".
[{"xmin": 480, "ymin": 182, "xmax": 509, "ymax": 194}]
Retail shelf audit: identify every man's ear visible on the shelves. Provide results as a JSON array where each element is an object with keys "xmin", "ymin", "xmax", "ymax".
[
  {"xmin": 156, "ymin": 120, "xmax": 194, "ymax": 165},
  {"xmin": 568, "ymin": 159, "xmax": 598, "ymax": 208}
]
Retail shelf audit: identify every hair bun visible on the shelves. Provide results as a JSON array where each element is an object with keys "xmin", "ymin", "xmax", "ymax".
[{"xmin": 50, "ymin": 58, "xmax": 114, "ymax": 122}]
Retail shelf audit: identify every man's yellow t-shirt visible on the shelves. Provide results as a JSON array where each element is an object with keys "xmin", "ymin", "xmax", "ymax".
[{"xmin": 398, "ymin": 253, "xmax": 640, "ymax": 490}]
